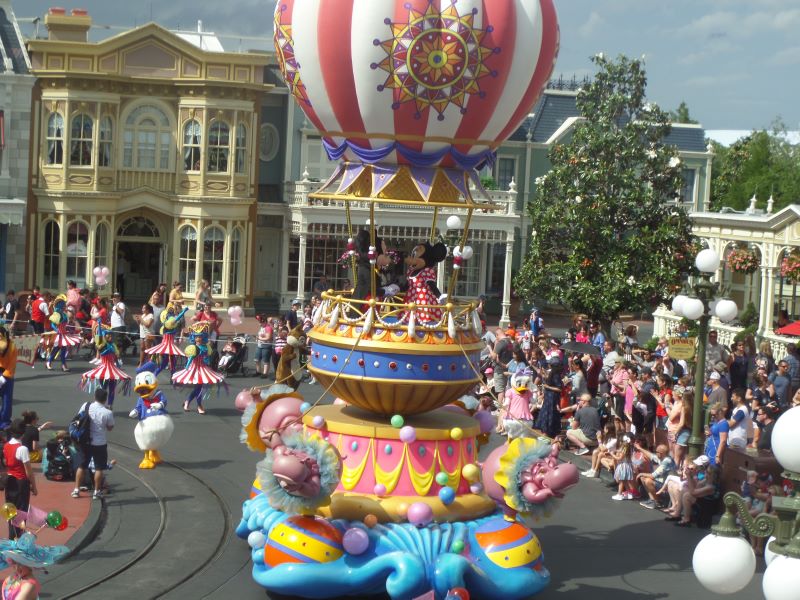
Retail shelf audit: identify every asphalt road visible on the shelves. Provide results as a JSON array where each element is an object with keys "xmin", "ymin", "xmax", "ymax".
[{"xmin": 13, "ymin": 351, "xmax": 760, "ymax": 600}]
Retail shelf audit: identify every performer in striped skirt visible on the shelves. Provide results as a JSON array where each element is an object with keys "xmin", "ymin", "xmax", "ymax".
[
  {"xmin": 80, "ymin": 324, "xmax": 130, "ymax": 408},
  {"xmin": 46, "ymin": 294, "xmax": 82, "ymax": 372},
  {"xmin": 172, "ymin": 322, "xmax": 225, "ymax": 415},
  {"xmin": 146, "ymin": 302, "xmax": 188, "ymax": 375}
]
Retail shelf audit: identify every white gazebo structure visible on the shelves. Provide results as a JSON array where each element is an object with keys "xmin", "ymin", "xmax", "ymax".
[{"xmin": 654, "ymin": 204, "xmax": 800, "ymax": 359}]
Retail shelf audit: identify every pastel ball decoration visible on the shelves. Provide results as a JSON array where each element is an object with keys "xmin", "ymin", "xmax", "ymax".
[
  {"xmin": 435, "ymin": 471, "xmax": 449, "ymax": 486},
  {"xmin": 451, "ymin": 540, "xmax": 465, "ymax": 554},
  {"xmin": 470, "ymin": 482, "xmax": 484, "ymax": 494},
  {"xmin": 475, "ymin": 411, "xmax": 495, "ymax": 434},
  {"xmin": 248, "ymin": 530, "xmax": 267, "ymax": 549},
  {"xmin": 399, "ymin": 425, "xmax": 417, "ymax": 443},
  {"xmin": 450, "ymin": 427, "xmax": 463, "ymax": 441},
  {"xmin": 300, "ymin": 402, "xmax": 311, "ymax": 413},
  {"xmin": 342, "ymin": 528, "xmax": 370, "ymax": 555},
  {"xmin": 438, "ymin": 486, "xmax": 456, "ymax": 505},
  {"xmin": 390, "ymin": 414, "xmax": 405, "ymax": 428},
  {"xmin": 363, "ymin": 514, "xmax": 378, "ymax": 528},
  {"xmin": 396, "ymin": 502, "xmax": 409, "ymax": 517},
  {"xmin": 312, "ymin": 415, "xmax": 326, "ymax": 428},
  {"xmin": 407, "ymin": 502, "xmax": 434, "ymax": 527},
  {"xmin": 272, "ymin": 0, "xmax": 560, "ymax": 169},
  {"xmin": 462, "ymin": 464, "xmax": 480, "ymax": 482},
  {"xmin": 373, "ymin": 484, "xmax": 387, "ymax": 497},
  {"xmin": 264, "ymin": 516, "xmax": 343, "ymax": 567}
]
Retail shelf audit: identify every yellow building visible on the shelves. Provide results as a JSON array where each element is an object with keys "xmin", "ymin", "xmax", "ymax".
[{"xmin": 25, "ymin": 9, "xmax": 269, "ymax": 306}]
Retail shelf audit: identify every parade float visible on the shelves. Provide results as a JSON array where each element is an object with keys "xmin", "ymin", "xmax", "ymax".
[{"xmin": 236, "ymin": 1, "xmax": 573, "ymax": 598}]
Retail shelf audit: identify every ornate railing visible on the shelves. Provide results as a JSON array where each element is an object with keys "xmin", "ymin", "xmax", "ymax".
[{"xmin": 313, "ymin": 291, "xmax": 482, "ymax": 338}]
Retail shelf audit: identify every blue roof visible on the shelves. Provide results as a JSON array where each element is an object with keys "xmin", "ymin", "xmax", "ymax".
[{"xmin": 507, "ymin": 90, "xmax": 707, "ymax": 152}]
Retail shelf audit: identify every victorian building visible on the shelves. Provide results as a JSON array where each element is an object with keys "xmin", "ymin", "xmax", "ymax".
[
  {"xmin": 25, "ymin": 9, "xmax": 269, "ymax": 306},
  {"xmin": 0, "ymin": 0, "xmax": 33, "ymax": 291}
]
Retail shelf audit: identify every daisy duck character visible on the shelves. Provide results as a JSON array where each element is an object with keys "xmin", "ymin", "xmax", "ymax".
[
  {"xmin": 80, "ymin": 323, "xmax": 130, "ymax": 408},
  {"xmin": 46, "ymin": 294, "xmax": 81, "ymax": 371},
  {"xmin": 129, "ymin": 361, "xmax": 174, "ymax": 469},
  {"xmin": 504, "ymin": 367, "xmax": 535, "ymax": 436},
  {"xmin": 171, "ymin": 322, "xmax": 225, "ymax": 414},
  {"xmin": 146, "ymin": 302, "xmax": 188, "ymax": 375}
]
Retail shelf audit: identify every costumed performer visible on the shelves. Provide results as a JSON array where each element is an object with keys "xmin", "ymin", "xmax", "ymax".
[
  {"xmin": 400, "ymin": 241, "xmax": 447, "ymax": 324},
  {"xmin": 0, "ymin": 327, "xmax": 17, "ymax": 429},
  {"xmin": 129, "ymin": 361, "xmax": 174, "ymax": 469},
  {"xmin": 275, "ymin": 324, "xmax": 304, "ymax": 390},
  {"xmin": 45, "ymin": 294, "xmax": 81, "ymax": 372},
  {"xmin": 504, "ymin": 367, "xmax": 535, "ymax": 437},
  {"xmin": 351, "ymin": 230, "xmax": 401, "ymax": 302},
  {"xmin": 80, "ymin": 323, "xmax": 131, "ymax": 408},
  {"xmin": 172, "ymin": 322, "xmax": 225, "ymax": 415},
  {"xmin": 0, "ymin": 531, "xmax": 69, "ymax": 600},
  {"xmin": 146, "ymin": 302, "xmax": 188, "ymax": 375}
]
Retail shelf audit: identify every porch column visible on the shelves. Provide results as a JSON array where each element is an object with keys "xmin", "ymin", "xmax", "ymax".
[
  {"xmin": 499, "ymin": 232, "xmax": 514, "ymax": 328},
  {"xmin": 296, "ymin": 232, "xmax": 307, "ymax": 303},
  {"xmin": 478, "ymin": 241, "xmax": 488, "ymax": 297},
  {"xmin": 437, "ymin": 261, "xmax": 446, "ymax": 298},
  {"xmin": 757, "ymin": 266, "xmax": 777, "ymax": 338}
]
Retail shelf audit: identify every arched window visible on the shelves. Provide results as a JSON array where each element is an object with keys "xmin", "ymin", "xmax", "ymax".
[
  {"xmin": 95, "ymin": 222, "xmax": 109, "ymax": 270},
  {"xmin": 98, "ymin": 117, "xmax": 113, "ymax": 168},
  {"xmin": 235, "ymin": 123, "xmax": 247, "ymax": 174},
  {"xmin": 183, "ymin": 120, "xmax": 202, "ymax": 171},
  {"xmin": 207, "ymin": 120, "xmax": 230, "ymax": 173},
  {"xmin": 70, "ymin": 114, "xmax": 93, "ymax": 166},
  {"xmin": 42, "ymin": 220, "xmax": 60, "ymax": 289},
  {"xmin": 66, "ymin": 221, "xmax": 89, "ymax": 287},
  {"xmin": 117, "ymin": 216, "xmax": 160, "ymax": 238},
  {"xmin": 228, "ymin": 228, "xmax": 242, "ymax": 294},
  {"xmin": 179, "ymin": 226, "xmax": 198, "ymax": 293},
  {"xmin": 202, "ymin": 226, "xmax": 225, "ymax": 295},
  {"xmin": 123, "ymin": 104, "xmax": 172, "ymax": 170},
  {"xmin": 46, "ymin": 113, "xmax": 64, "ymax": 165}
]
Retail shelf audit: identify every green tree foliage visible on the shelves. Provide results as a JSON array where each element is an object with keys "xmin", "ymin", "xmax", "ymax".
[
  {"xmin": 516, "ymin": 54, "xmax": 695, "ymax": 331},
  {"xmin": 670, "ymin": 101, "xmax": 698, "ymax": 124},
  {"xmin": 710, "ymin": 121, "xmax": 800, "ymax": 211}
]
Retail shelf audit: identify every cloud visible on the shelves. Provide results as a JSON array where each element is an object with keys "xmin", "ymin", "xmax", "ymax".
[
  {"xmin": 682, "ymin": 73, "xmax": 747, "ymax": 88},
  {"xmin": 578, "ymin": 11, "xmax": 604, "ymax": 37},
  {"xmin": 770, "ymin": 46, "xmax": 800, "ymax": 66},
  {"xmin": 677, "ymin": 38, "xmax": 735, "ymax": 65},
  {"xmin": 681, "ymin": 9, "xmax": 800, "ymax": 39}
]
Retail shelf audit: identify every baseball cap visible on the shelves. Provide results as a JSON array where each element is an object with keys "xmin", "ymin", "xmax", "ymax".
[
  {"xmin": 709, "ymin": 371, "xmax": 721, "ymax": 381},
  {"xmin": 714, "ymin": 361, "xmax": 728, "ymax": 373},
  {"xmin": 693, "ymin": 455, "xmax": 710, "ymax": 467}
]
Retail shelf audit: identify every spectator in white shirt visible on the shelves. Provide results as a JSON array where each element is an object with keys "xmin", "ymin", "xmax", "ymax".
[{"xmin": 110, "ymin": 292, "xmax": 130, "ymax": 355}]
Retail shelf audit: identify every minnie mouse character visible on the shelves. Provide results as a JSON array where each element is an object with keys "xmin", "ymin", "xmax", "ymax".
[{"xmin": 402, "ymin": 241, "xmax": 447, "ymax": 323}]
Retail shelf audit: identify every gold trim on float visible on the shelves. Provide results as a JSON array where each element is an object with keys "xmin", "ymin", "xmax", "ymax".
[
  {"xmin": 302, "ymin": 404, "xmax": 480, "ymax": 439},
  {"xmin": 317, "ymin": 492, "xmax": 496, "ymax": 523},
  {"xmin": 307, "ymin": 330, "xmax": 483, "ymax": 355},
  {"xmin": 307, "ymin": 367, "xmax": 478, "ymax": 387}
]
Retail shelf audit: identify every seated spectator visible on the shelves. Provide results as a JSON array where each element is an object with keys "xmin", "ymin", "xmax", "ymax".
[
  {"xmin": 635, "ymin": 443, "xmax": 677, "ymax": 509},
  {"xmin": 611, "ymin": 435, "xmax": 637, "ymax": 501},
  {"xmin": 562, "ymin": 393, "xmax": 600, "ymax": 455},
  {"xmin": 661, "ymin": 454, "xmax": 716, "ymax": 526},
  {"xmin": 581, "ymin": 422, "xmax": 617, "ymax": 479}
]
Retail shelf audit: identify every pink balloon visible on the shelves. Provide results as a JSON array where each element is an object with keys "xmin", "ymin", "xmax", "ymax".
[
  {"xmin": 100, "ymin": 266, "xmax": 110, "ymax": 277},
  {"xmin": 230, "ymin": 317, "xmax": 242, "ymax": 327},
  {"xmin": 475, "ymin": 410, "xmax": 495, "ymax": 434},
  {"xmin": 407, "ymin": 502, "xmax": 433, "ymax": 527},
  {"xmin": 95, "ymin": 276, "xmax": 107, "ymax": 286},
  {"xmin": 235, "ymin": 389, "xmax": 254, "ymax": 412},
  {"xmin": 92, "ymin": 266, "xmax": 102, "ymax": 276}
]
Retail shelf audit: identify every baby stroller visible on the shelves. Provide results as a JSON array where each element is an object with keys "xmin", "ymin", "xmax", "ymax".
[
  {"xmin": 218, "ymin": 334, "xmax": 250, "ymax": 377},
  {"xmin": 44, "ymin": 438, "xmax": 75, "ymax": 481}
]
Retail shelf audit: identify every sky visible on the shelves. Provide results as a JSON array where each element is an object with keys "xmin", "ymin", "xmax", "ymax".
[{"xmin": 15, "ymin": 0, "xmax": 800, "ymax": 131}]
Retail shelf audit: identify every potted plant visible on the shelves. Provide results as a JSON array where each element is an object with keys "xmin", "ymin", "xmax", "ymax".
[
  {"xmin": 780, "ymin": 251, "xmax": 800, "ymax": 284},
  {"xmin": 725, "ymin": 247, "xmax": 759, "ymax": 275}
]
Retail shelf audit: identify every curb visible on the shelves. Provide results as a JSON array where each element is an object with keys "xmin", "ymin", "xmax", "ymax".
[{"xmin": 64, "ymin": 498, "xmax": 104, "ymax": 555}]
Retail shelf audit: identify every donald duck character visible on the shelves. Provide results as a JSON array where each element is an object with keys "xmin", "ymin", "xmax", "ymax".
[
  {"xmin": 504, "ymin": 366, "xmax": 535, "ymax": 438},
  {"xmin": 129, "ymin": 361, "xmax": 174, "ymax": 469}
]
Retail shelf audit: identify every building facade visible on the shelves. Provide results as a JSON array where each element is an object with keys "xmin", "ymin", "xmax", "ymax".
[
  {"xmin": 0, "ymin": 0, "xmax": 33, "ymax": 291},
  {"xmin": 25, "ymin": 9, "xmax": 269, "ymax": 306}
]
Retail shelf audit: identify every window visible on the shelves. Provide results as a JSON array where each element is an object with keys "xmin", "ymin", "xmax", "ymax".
[
  {"xmin": 183, "ymin": 120, "xmax": 202, "ymax": 171},
  {"xmin": 444, "ymin": 244, "xmax": 482, "ymax": 297},
  {"xmin": 207, "ymin": 120, "xmax": 230, "ymax": 173},
  {"xmin": 46, "ymin": 113, "xmax": 64, "ymax": 165},
  {"xmin": 95, "ymin": 222, "xmax": 109, "ymax": 270},
  {"xmin": 69, "ymin": 114, "xmax": 93, "ymax": 166},
  {"xmin": 259, "ymin": 123, "xmax": 280, "ymax": 163},
  {"xmin": 235, "ymin": 123, "xmax": 247, "ymax": 173},
  {"xmin": 178, "ymin": 226, "xmax": 197, "ymax": 294},
  {"xmin": 229, "ymin": 228, "xmax": 242, "ymax": 294},
  {"xmin": 98, "ymin": 117, "xmax": 113, "ymax": 168},
  {"xmin": 302, "ymin": 136, "xmax": 335, "ymax": 181},
  {"xmin": 66, "ymin": 221, "xmax": 89, "ymax": 287},
  {"xmin": 495, "ymin": 157, "xmax": 516, "ymax": 191},
  {"xmin": 680, "ymin": 168, "xmax": 696, "ymax": 207},
  {"xmin": 288, "ymin": 234, "xmax": 349, "ymax": 293},
  {"xmin": 122, "ymin": 104, "xmax": 172, "ymax": 170},
  {"xmin": 117, "ymin": 216, "xmax": 159, "ymax": 238},
  {"xmin": 202, "ymin": 226, "xmax": 225, "ymax": 295},
  {"xmin": 42, "ymin": 220, "xmax": 60, "ymax": 289}
]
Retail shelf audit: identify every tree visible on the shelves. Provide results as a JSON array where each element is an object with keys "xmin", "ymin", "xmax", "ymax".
[
  {"xmin": 670, "ymin": 100, "xmax": 698, "ymax": 124},
  {"xmin": 516, "ymin": 54, "xmax": 695, "ymax": 333}
]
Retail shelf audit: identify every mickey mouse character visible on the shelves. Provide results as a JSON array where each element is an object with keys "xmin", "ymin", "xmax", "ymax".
[{"xmin": 402, "ymin": 241, "xmax": 447, "ymax": 323}]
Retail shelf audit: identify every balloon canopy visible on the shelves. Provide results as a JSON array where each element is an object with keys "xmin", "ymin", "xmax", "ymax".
[{"xmin": 274, "ymin": 0, "xmax": 559, "ymax": 170}]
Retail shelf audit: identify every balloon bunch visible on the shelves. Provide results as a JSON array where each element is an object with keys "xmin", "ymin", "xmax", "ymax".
[
  {"xmin": 1, "ymin": 503, "xmax": 68, "ymax": 532},
  {"xmin": 92, "ymin": 265, "xmax": 111, "ymax": 287},
  {"xmin": 227, "ymin": 305, "xmax": 244, "ymax": 328}
]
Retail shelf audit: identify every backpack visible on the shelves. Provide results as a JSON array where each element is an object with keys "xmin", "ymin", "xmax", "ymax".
[{"xmin": 68, "ymin": 402, "xmax": 91, "ymax": 445}]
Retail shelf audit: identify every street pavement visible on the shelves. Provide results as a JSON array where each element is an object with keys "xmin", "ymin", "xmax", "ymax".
[{"xmin": 10, "ymin": 341, "xmax": 761, "ymax": 600}]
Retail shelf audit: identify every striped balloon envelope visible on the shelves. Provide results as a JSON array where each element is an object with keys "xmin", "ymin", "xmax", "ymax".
[
  {"xmin": 274, "ymin": 0, "xmax": 559, "ymax": 169},
  {"xmin": 473, "ymin": 518, "xmax": 543, "ymax": 570},
  {"xmin": 265, "ymin": 516, "xmax": 344, "ymax": 567}
]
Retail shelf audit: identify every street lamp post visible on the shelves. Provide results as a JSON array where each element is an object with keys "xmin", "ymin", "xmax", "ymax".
[
  {"xmin": 671, "ymin": 248, "xmax": 737, "ymax": 459},
  {"xmin": 692, "ymin": 405, "xmax": 800, "ymax": 599}
]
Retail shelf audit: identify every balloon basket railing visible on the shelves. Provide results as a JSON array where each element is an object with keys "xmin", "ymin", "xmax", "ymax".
[{"xmin": 236, "ymin": 403, "xmax": 553, "ymax": 600}]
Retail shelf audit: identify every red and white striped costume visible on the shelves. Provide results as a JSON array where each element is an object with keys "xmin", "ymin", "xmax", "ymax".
[
  {"xmin": 51, "ymin": 321, "xmax": 82, "ymax": 348},
  {"xmin": 405, "ymin": 266, "xmax": 442, "ymax": 323},
  {"xmin": 146, "ymin": 332, "xmax": 186, "ymax": 357},
  {"xmin": 81, "ymin": 352, "xmax": 131, "ymax": 386},
  {"xmin": 171, "ymin": 360, "xmax": 225, "ymax": 386}
]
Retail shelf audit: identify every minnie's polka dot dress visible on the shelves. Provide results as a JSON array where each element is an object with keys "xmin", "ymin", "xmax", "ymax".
[{"xmin": 405, "ymin": 266, "xmax": 442, "ymax": 323}]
